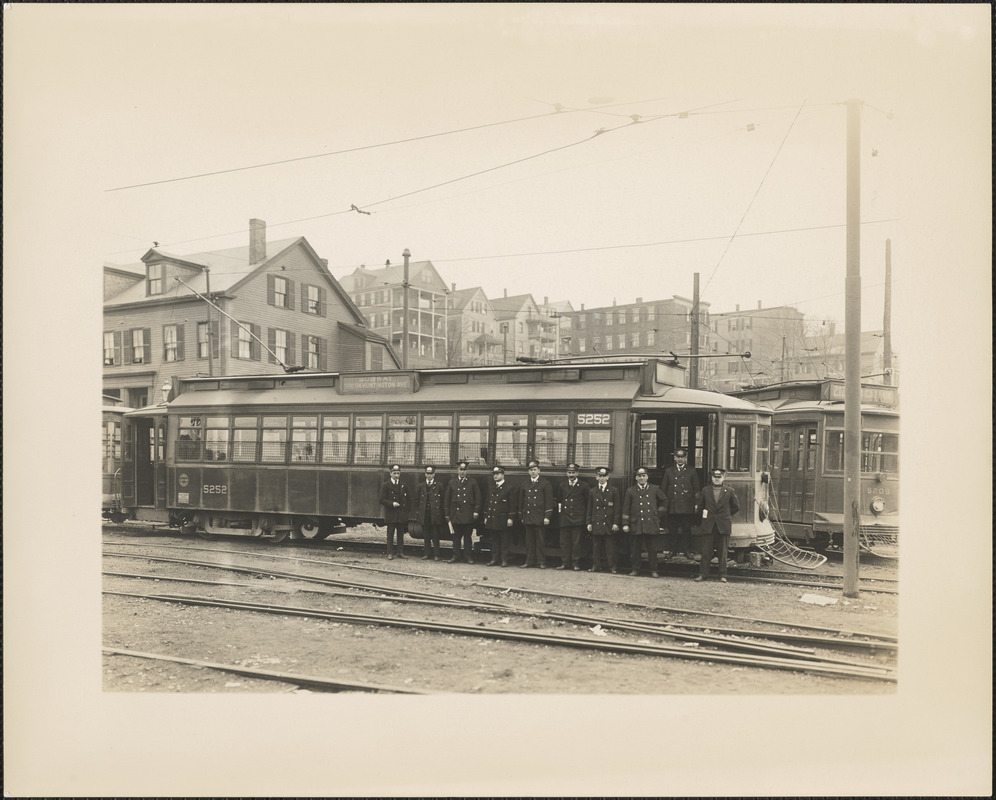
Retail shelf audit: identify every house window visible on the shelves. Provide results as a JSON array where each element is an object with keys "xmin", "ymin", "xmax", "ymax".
[
  {"xmin": 148, "ymin": 263, "xmax": 163, "ymax": 295},
  {"xmin": 163, "ymin": 324, "xmax": 182, "ymax": 362},
  {"xmin": 273, "ymin": 277, "xmax": 289, "ymax": 308},
  {"xmin": 274, "ymin": 330, "xmax": 288, "ymax": 363},
  {"xmin": 197, "ymin": 322, "xmax": 210, "ymax": 358},
  {"xmin": 306, "ymin": 336, "xmax": 320, "ymax": 369},
  {"xmin": 238, "ymin": 325, "xmax": 253, "ymax": 359},
  {"xmin": 305, "ymin": 285, "xmax": 322, "ymax": 315},
  {"xmin": 103, "ymin": 332, "xmax": 119, "ymax": 366},
  {"xmin": 131, "ymin": 329, "xmax": 147, "ymax": 364}
]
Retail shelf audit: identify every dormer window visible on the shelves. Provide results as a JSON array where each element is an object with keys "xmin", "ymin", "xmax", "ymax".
[{"xmin": 148, "ymin": 262, "xmax": 164, "ymax": 296}]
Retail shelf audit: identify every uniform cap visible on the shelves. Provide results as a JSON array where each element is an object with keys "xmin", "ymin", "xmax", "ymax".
[
  {"xmin": 595, "ymin": 467, "xmax": 609, "ymax": 476},
  {"xmin": 424, "ymin": 466, "xmax": 435, "ymax": 474},
  {"xmin": 710, "ymin": 468, "xmax": 725, "ymax": 477},
  {"xmin": 635, "ymin": 467, "xmax": 649, "ymax": 476},
  {"xmin": 457, "ymin": 461, "xmax": 469, "ymax": 469},
  {"xmin": 566, "ymin": 463, "xmax": 581, "ymax": 471},
  {"xmin": 389, "ymin": 465, "xmax": 402, "ymax": 472},
  {"xmin": 492, "ymin": 466, "xmax": 505, "ymax": 474},
  {"xmin": 673, "ymin": 449, "xmax": 688, "ymax": 457},
  {"xmin": 526, "ymin": 459, "xmax": 541, "ymax": 469}
]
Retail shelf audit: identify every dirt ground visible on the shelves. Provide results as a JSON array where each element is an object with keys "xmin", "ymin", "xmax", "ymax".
[{"xmin": 102, "ymin": 522, "xmax": 898, "ymax": 695}]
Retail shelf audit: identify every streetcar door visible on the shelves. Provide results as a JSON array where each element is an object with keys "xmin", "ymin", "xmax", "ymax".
[
  {"xmin": 154, "ymin": 419, "xmax": 168, "ymax": 510},
  {"xmin": 134, "ymin": 418, "xmax": 155, "ymax": 505},
  {"xmin": 636, "ymin": 414, "xmax": 708, "ymax": 486},
  {"xmin": 785, "ymin": 425, "xmax": 817, "ymax": 523}
]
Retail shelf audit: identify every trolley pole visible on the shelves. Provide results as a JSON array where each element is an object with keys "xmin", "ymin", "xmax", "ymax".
[
  {"xmin": 883, "ymin": 239, "xmax": 893, "ymax": 386},
  {"xmin": 205, "ymin": 266, "xmax": 214, "ymax": 378},
  {"xmin": 843, "ymin": 98, "xmax": 862, "ymax": 597},
  {"xmin": 401, "ymin": 248, "xmax": 411, "ymax": 369},
  {"xmin": 689, "ymin": 273, "xmax": 700, "ymax": 389}
]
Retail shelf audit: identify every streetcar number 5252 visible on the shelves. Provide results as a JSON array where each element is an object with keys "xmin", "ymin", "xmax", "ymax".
[{"xmin": 576, "ymin": 413, "xmax": 610, "ymax": 425}]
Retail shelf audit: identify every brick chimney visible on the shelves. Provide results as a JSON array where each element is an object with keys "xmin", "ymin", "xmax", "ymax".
[
  {"xmin": 636, "ymin": 297, "xmax": 643, "ymax": 304},
  {"xmin": 249, "ymin": 219, "xmax": 266, "ymax": 263}
]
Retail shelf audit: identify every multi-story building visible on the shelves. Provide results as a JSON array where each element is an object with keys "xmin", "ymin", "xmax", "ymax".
[
  {"xmin": 102, "ymin": 219, "xmax": 396, "ymax": 407},
  {"xmin": 340, "ymin": 260, "xmax": 450, "ymax": 368},
  {"xmin": 706, "ymin": 303, "xmax": 806, "ymax": 391},
  {"xmin": 537, "ymin": 296, "xmax": 575, "ymax": 359},
  {"xmin": 792, "ymin": 327, "xmax": 899, "ymax": 385},
  {"xmin": 490, "ymin": 292, "xmax": 559, "ymax": 362},
  {"xmin": 446, "ymin": 286, "xmax": 503, "ymax": 366},
  {"xmin": 565, "ymin": 296, "xmax": 711, "ymax": 363}
]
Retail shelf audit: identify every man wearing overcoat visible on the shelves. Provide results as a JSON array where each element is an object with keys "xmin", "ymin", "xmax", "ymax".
[
  {"xmin": 413, "ymin": 465, "xmax": 444, "ymax": 560},
  {"xmin": 694, "ymin": 468, "xmax": 741, "ymax": 582},
  {"xmin": 444, "ymin": 460, "xmax": 481, "ymax": 563},
  {"xmin": 379, "ymin": 464, "xmax": 409, "ymax": 559},
  {"xmin": 662, "ymin": 448, "xmax": 701, "ymax": 561},
  {"xmin": 621, "ymin": 467, "xmax": 667, "ymax": 577},
  {"xmin": 557, "ymin": 462, "xmax": 589, "ymax": 571},
  {"xmin": 483, "ymin": 466, "xmax": 517, "ymax": 567},
  {"xmin": 586, "ymin": 466, "xmax": 621, "ymax": 573},
  {"xmin": 519, "ymin": 459, "xmax": 554, "ymax": 568}
]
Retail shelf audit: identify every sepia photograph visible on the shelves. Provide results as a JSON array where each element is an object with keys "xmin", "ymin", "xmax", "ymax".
[{"xmin": 4, "ymin": 3, "xmax": 991, "ymax": 796}]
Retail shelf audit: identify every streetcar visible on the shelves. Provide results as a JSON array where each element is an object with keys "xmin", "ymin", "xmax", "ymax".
[
  {"xmin": 118, "ymin": 358, "xmax": 777, "ymax": 555},
  {"xmin": 731, "ymin": 379, "xmax": 899, "ymax": 556},
  {"xmin": 102, "ymin": 398, "xmax": 133, "ymax": 522}
]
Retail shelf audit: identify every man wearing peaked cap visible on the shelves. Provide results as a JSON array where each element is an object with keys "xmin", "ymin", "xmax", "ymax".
[
  {"xmin": 483, "ymin": 465, "xmax": 517, "ymax": 566},
  {"xmin": 444, "ymin": 460, "xmax": 481, "ymax": 563},
  {"xmin": 413, "ymin": 465, "xmax": 444, "ymax": 561},
  {"xmin": 622, "ymin": 466, "xmax": 667, "ymax": 577},
  {"xmin": 379, "ymin": 465, "xmax": 409, "ymax": 559},
  {"xmin": 519, "ymin": 459, "xmax": 554, "ymax": 569},
  {"xmin": 586, "ymin": 466, "xmax": 621, "ymax": 573},
  {"xmin": 694, "ymin": 467, "xmax": 740, "ymax": 582},
  {"xmin": 557, "ymin": 463, "xmax": 589, "ymax": 570},
  {"xmin": 663, "ymin": 448, "xmax": 701, "ymax": 562}
]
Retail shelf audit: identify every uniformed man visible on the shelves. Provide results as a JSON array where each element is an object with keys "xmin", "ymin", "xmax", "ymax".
[
  {"xmin": 622, "ymin": 467, "xmax": 667, "ymax": 577},
  {"xmin": 586, "ymin": 466, "xmax": 621, "ymax": 573},
  {"xmin": 663, "ymin": 448, "xmax": 701, "ymax": 561},
  {"xmin": 444, "ymin": 460, "xmax": 481, "ymax": 563},
  {"xmin": 519, "ymin": 459, "xmax": 554, "ymax": 568},
  {"xmin": 557, "ymin": 462, "xmax": 589, "ymax": 570},
  {"xmin": 694, "ymin": 468, "xmax": 741, "ymax": 583},
  {"xmin": 378, "ymin": 465, "xmax": 409, "ymax": 559},
  {"xmin": 413, "ymin": 465, "xmax": 444, "ymax": 560},
  {"xmin": 483, "ymin": 466, "xmax": 517, "ymax": 567}
]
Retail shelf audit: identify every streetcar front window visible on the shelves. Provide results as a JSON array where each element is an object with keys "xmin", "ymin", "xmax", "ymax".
[
  {"xmin": 862, "ymin": 432, "xmax": 899, "ymax": 474},
  {"xmin": 177, "ymin": 416, "xmax": 203, "ymax": 461},
  {"xmin": 534, "ymin": 413, "xmax": 568, "ymax": 467},
  {"xmin": 574, "ymin": 429, "xmax": 610, "ymax": 470},
  {"xmin": 727, "ymin": 424, "xmax": 751, "ymax": 472},
  {"xmin": 756, "ymin": 425, "xmax": 771, "ymax": 472}
]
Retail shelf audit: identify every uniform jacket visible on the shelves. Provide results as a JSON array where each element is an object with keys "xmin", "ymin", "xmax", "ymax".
[
  {"xmin": 557, "ymin": 479, "xmax": 590, "ymax": 527},
  {"xmin": 413, "ymin": 479, "xmax": 444, "ymax": 525},
  {"xmin": 484, "ymin": 481, "xmax": 518, "ymax": 530},
  {"xmin": 444, "ymin": 477, "xmax": 482, "ymax": 525},
  {"xmin": 379, "ymin": 478, "xmax": 410, "ymax": 524},
  {"xmin": 518, "ymin": 477, "xmax": 554, "ymax": 526},
  {"xmin": 696, "ymin": 484, "xmax": 742, "ymax": 536},
  {"xmin": 621, "ymin": 484, "xmax": 667, "ymax": 534},
  {"xmin": 663, "ymin": 465, "xmax": 701, "ymax": 515},
  {"xmin": 586, "ymin": 483, "xmax": 621, "ymax": 535}
]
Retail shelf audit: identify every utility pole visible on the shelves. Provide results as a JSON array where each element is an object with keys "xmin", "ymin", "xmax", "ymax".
[
  {"xmin": 843, "ymin": 98, "xmax": 862, "ymax": 598},
  {"xmin": 883, "ymin": 239, "xmax": 893, "ymax": 385},
  {"xmin": 781, "ymin": 336, "xmax": 787, "ymax": 382},
  {"xmin": 401, "ymin": 248, "xmax": 411, "ymax": 369},
  {"xmin": 205, "ymin": 266, "xmax": 214, "ymax": 377},
  {"xmin": 689, "ymin": 273, "xmax": 700, "ymax": 389}
]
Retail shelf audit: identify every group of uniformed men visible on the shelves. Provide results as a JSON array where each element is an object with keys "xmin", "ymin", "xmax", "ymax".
[{"xmin": 379, "ymin": 448, "xmax": 740, "ymax": 581}]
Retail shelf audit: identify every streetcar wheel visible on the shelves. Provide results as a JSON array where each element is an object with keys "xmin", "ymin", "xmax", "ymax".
[
  {"xmin": 266, "ymin": 530, "xmax": 290, "ymax": 544},
  {"xmin": 294, "ymin": 516, "xmax": 323, "ymax": 540}
]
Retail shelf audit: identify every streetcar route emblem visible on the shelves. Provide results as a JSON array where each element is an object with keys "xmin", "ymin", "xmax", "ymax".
[{"xmin": 178, "ymin": 473, "xmax": 189, "ymax": 488}]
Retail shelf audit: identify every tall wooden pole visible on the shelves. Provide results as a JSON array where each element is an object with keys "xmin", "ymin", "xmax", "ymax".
[
  {"xmin": 690, "ymin": 273, "xmax": 700, "ymax": 389},
  {"xmin": 402, "ymin": 248, "xmax": 411, "ymax": 369},
  {"xmin": 205, "ymin": 266, "xmax": 214, "ymax": 377},
  {"xmin": 883, "ymin": 239, "xmax": 893, "ymax": 385},
  {"xmin": 843, "ymin": 99, "xmax": 862, "ymax": 597}
]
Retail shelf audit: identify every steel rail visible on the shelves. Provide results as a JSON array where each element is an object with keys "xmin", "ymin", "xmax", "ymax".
[
  {"xmin": 103, "ymin": 541, "xmax": 897, "ymax": 642},
  {"xmin": 102, "ymin": 647, "xmax": 435, "ymax": 694},
  {"xmin": 104, "ymin": 589, "xmax": 896, "ymax": 682}
]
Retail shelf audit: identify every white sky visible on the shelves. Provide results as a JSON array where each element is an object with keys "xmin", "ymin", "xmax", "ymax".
[{"xmin": 3, "ymin": 4, "xmax": 992, "ymax": 797}]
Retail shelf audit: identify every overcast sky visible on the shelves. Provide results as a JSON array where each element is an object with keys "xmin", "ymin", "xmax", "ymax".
[
  {"xmin": 4, "ymin": 5, "xmax": 992, "ymax": 796},
  {"xmin": 7, "ymin": 3, "xmax": 985, "ymax": 337}
]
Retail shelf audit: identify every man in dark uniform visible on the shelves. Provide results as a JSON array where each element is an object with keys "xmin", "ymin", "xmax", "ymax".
[
  {"xmin": 519, "ymin": 459, "xmax": 554, "ymax": 569},
  {"xmin": 694, "ymin": 468, "xmax": 741, "ymax": 582},
  {"xmin": 663, "ymin": 448, "xmax": 701, "ymax": 561},
  {"xmin": 622, "ymin": 467, "xmax": 667, "ymax": 577},
  {"xmin": 413, "ymin": 465, "xmax": 444, "ymax": 560},
  {"xmin": 378, "ymin": 465, "xmax": 409, "ymax": 560},
  {"xmin": 586, "ymin": 466, "xmax": 621, "ymax": 573},
  {"xmin": 483, "ymin": 466, "xmax": 517, "ymax": 567},
  {"xmin": 556, "ymin": 463, "xmax": 589, "ymax": 571},
  {"xmin": 444, "ymin": 460, "xmax": 481, "ymax": 563}
]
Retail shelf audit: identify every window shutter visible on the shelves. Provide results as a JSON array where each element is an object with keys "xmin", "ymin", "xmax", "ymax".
[
  {"xmin": 268, "ymin": 328, "xmax": 276, "ymax": 364},
  {"xmin": 286, "ymin": 280, "xmax": 295, "ymax": 310},
  {"xmin": 300, "ymin": 336, "xmax": 308, "ymax": 366},
  {"xmin": 267, "ymin": 274, "xmax": 275, "ymax": 307},
  {"xmin": 286, "ymin": 331, "xmax": 296, "ymax": 365},
  {"xmin": 176, "ymin": 323, "xmax": 185, "ymax": 361},
  {"xmin": 319, "ymin": 337, "xmax": 327, "ymax": 371},
  {"xmin": 251, "ymin": 324, "xmax": 261, "ymax": 361},
  {"xmin": 301, "ymin": 284, "xmax": 308, "ymax": 313},
  {"xmin": 114, "ymin": 331, "xmax": 122, "ymax": 365},
  {"xmin": 143, "ymin": 328, "xmax": 151, "ymax": 364},
  {"xmin": 231, "ymin": 320, "xmax": 240, "ymax": 358},
  {"xmin": 319, "ymin": 287, "xmax": 327, "ymax": 317}
]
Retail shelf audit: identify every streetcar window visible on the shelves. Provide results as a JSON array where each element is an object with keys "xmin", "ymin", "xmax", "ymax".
[
  {"xmin": 205, "ymin": 417, "xmax": 230, "ymax": 462},
  {"xmin": 639, "ymin": 419, "xmax": 657, "ymax": 467},
  {"xmin": 862, "ymin": 432, "xmax": 899, "ymax": 474},
  {"xmin": 727, "ymin": 424, "xmax": 751, "ymax": 472},
  {"xmin": 495, "ymin": 414, "xmax": 528, "ymax": 466},
  {"xmin": 756, "ymin": 425, "xmax": 771, "ymax": 472},
  {"xmin": 261, "ymin": 416, "xmax": 288, "ymax": 463},
  {"xmin": 781, "ymin": 431, "xmax": 793, "ymax": 470},
  {"xmin": 387, "ymin": 414, "xmax": 417, "ymax": 465},
  {"xmin": 795, "ymin": 430, "xmax": 806, "ymax": 472},
  {"xmin": 176, "ymin": 416, "xmax": 203, "ymax": 460},
  {"xmin": 291, "ymin": 416, "xmax": 319, "ymax": 463},
  {"xmin": 321, "ymin": 416, "xmax": 349, "ymax": 464},
  {"xmin": 457, "ymin": 414, "xmax": 490, "ymax": 465},
  {"xmin": 534, "ymin": 414, "xmax": 568, "ymax": 467},
  {"xmin": 825, "ymin": 430, "xmax": 844, "ymax": 472},
  {"xmin": 772, "ymin": 430, "xmax": 783, "ymax": 470},
  {"xmin": 233, "ymin": 417, "xmax": 258, "ymax": 463},
  {"xmin": 421, "ymin": 414, "xmax": 452, "ymax": 466},
  {"xmin": 574, "ymin": 429, "xmax": 611, "ymax": 469},
  {"xmin": 353, "ymin": 415, "xmax": 384, "ymax": 464},
  {"xmin": 806, "ymin": 429, "xmax": 818, "ymax": 471},
  {"xmin": 103, "ymin": 418, "xmax": 122, "ymax": 471},
  {"xmin": 693, "ymin": 425, "xmax": 705, "ymax": 469}
]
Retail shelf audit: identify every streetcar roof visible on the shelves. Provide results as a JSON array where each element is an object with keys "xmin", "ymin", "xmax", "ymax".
[
  {"xmin": 752, "ymin": 397, "xmax": 899, "ymax": 416},
  {"xmin": 632, "ymin": 386, "xmax": 769, "ymax": 413}
]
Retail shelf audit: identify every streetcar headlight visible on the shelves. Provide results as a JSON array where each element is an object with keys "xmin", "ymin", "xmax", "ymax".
[{"xmin": 870, "ymin": 496, "xmax": 885, "ymax": 514}]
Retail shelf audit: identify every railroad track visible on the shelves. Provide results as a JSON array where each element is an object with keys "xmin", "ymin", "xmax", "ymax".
[{"xmin": 103, "ymin": 543, "xmax": 898, "ymax": 682}]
